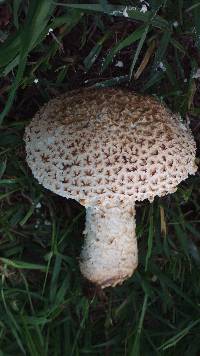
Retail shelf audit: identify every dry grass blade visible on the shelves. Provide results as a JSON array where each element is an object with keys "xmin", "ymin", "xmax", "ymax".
[{"xmin": 134, "ymin": 40, "xmax": 155, "ymax": 80}]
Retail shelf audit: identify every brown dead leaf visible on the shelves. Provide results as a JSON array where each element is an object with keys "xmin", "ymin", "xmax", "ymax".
[
  {"xmin": 134, "ymin": 40, "xmax": 156, "ymax": 80},
  {"xmin": 160, "ymin": 205, "xmax": 167, "ymax": 237}
]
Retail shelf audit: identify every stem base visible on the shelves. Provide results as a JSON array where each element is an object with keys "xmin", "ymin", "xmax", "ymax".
[{"xmin": 80, "ymin": 204, "xmax": 138, "ymax": 288}]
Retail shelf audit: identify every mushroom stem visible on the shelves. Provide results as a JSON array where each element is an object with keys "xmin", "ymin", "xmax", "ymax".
[{"xmin": 80, "ymin": 204, "xmax": 138, "ymax": 288}]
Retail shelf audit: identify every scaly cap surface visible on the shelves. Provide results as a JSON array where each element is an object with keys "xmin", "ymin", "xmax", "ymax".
[{"xmin": 25, "ymin": 88, "xmax": 197, "ymax": 206}]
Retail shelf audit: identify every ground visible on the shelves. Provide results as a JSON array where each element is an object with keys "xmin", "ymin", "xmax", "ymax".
[{"xmin": 0, "ymin": 1, "xmax": 200, "ymax": 355}]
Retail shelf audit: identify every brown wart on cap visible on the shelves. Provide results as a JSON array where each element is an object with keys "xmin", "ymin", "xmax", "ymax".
[{"xmin": 25, "ymin": 88, "xmax": 197, "ymax": 288}]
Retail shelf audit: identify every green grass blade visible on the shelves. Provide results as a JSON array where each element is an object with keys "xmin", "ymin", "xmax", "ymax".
[
  {"xmin": 0, "ymin": 0, "xmax": 55, "ymax": 124},
  {"xmin": 49, "ymin": 254, "xmax": 62, "ymax": 303},
  {"xmin": 0, "ymin": 31, "xmax": 21, "ymax": 68},
  {"xmin": 84, "ymin": 31, "xmax": 111, "ymax": 71},
  {"xmin": 101, "ymin": 26, "xmax": 145, "ymax": 72},
  {"xmin": 129, "ymin": 294, "xmax": 149, "ymax": 356},
  {"xmin": 1, "ymin": 287, "xmax": 26, "ymax": 354},
  {"xmin": 57, "ymin": 4, "xmax": 170, "ymax": 30},
  {"xmin": 94, "ymin": 75, "xmax": 129, "ymax": 87},
  {"xmin": 13, "ymin": 0, "xmax": 23, "ymax": 29},
  {"xmin": 129, "ymin": 25, "xmax": 150, "ymax": 79},
  {"xmin": 159, "ymin": 319, "xmax": 200, "ymax": 351},
  {"xmin": 145, "ymin": 205, "xmax": 154, "ymax": 271},
  {"xmin": 0, "ymin": 258, "xmax": 47, "ymax": 271},
  {"xmin": 152, "ymin": 30, "xmax": 172, "ymax": 71},
  {"xmin": 191, "ymin": 0, "xmax": 200, "ymax": 49}
]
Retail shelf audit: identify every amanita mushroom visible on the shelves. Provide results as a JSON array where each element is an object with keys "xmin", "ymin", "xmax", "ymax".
[{"xmin": 25, "ymin": 88, "xmax": 197, "ymax": 288}]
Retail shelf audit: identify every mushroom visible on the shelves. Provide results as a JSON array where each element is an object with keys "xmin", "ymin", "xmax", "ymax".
[{"xmin": 25, "ymin": 88, "xmax": 197, "ymax": 288}]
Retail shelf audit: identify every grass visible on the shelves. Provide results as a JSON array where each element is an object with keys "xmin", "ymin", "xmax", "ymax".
[{"xmin": 0, "ymin": 0, "xmax": 200, "ymax": 354}]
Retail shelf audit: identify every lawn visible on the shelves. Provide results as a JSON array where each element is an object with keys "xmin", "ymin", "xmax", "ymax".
[{"xmin": 0, "ymin": 1, "xmax": 200, "ymax": 355}]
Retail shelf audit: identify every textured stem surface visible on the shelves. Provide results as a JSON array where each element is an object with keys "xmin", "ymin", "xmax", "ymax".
[{"xmin": 80, "ymin": 204, "xmax": 138, "ymax": 288}]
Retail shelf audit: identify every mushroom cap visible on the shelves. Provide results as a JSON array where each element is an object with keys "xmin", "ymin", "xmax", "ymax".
[{"xmin": 25, "ymin": 88, "xmax": 197, "ymax": 207}]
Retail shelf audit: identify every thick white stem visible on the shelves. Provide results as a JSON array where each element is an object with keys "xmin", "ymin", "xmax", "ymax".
[{"xmin": 79, "ymin": 204, "xmax": 138, "ymax": 288}]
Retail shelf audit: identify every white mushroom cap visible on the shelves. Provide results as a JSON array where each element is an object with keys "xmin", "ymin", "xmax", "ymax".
[{"xmin": 25, "ymin": 88, "xmax": 197, "ymax": 206}]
